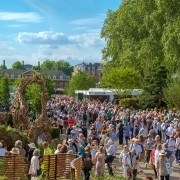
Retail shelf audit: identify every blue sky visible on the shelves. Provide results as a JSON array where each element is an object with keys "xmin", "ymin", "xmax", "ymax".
[{"xmin": 0, "ymin": 0, "xmax": 121, "ymax": 68}]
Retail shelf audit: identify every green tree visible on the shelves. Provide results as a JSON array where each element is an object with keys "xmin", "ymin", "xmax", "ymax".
[
  {"xmin": 65, "ymin": 71, "xmax": 97, "ymax": 96},
  {"xmin": 0, "ymin": 76, "xmax": 10, "ymax": 105},
  {"xmin": 0, "ymin": 65, "xmax": 7, "ymax": 69},
  {"xmin": 24, "ymin": 83, "xmax": 42, "ymax": 113},
  {"xmin": 163, "ymin": 73, "xmax": 180, "ymax": 109},
  {"xmin": 101, "ymin": 0, "xmax": 180, "ymax": 77},
  {"xmin": 40, "ymin": 60, "xmax": 73, "ymax": 76},
  {"xmin": 139, "ymin": 66, "xmax": 168, "ymax": 109},
  {"xmin": 101, "ymin": 66, "xmax": 141, "ymax": 89},
  {"xmin": 44, "ymin": 77, "xmax": 55, "ymax": 96},
  {"xmin": 12, "ymin": 61, "xmax": 25, "ymax": 69}
]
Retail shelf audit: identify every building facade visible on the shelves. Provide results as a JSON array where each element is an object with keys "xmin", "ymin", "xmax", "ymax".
[
  {"xmin": 0, "ymin": 69, "xmax": 70, "ymax": 93},
  {"xmin": 73, "ymin": 62, "xmax": 102, "ymax": 80}
]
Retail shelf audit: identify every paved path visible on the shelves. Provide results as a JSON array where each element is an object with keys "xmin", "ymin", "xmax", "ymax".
[
  {"xmin": 115, "ymin": 144, "xmax": 180, "ymax": 180},
  {"xmin": 62, "ymin": 134, "xmax": 180, "ymax": 179}
]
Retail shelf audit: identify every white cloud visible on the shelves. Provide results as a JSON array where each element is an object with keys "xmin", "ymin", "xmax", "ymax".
[
  {"xmin": 17, "ymin": 31, "xmax": 105, "ymax": 47},
  {"xmin": 0, "ymin": 11, "xmax": 42, "ymax": 22},
  {"xmin": 1, "ymin": 30, "xmax": 104, "ymax": 67}
]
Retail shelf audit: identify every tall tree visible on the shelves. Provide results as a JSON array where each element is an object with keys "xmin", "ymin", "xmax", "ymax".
[
  {"xmin": 12, "ymin": 61, "xmax": 25, "ymax": 69},
  {"xmin": 139, "ymin": 66, "xmax": 168, "ymax": 109},
  {"xmin": 101, "ymin": 0, "xmax": 180, "ymax": 76},
  {"xmin": 163, "ymin": 73, "xmax": 180, "ymax": 109},
  {"xmin": 40, "ymin": 60, "xmax": 73, "ymax": 76},
  {"xmin": 65, "ymin": 71, "xmax": 97, "ymax": 96},
  {"xmin": 101, "ymin": 66, "xmax": 141, "ymax": 89},
  {"xmin": 0, "ymin": 76, "xmax": 10, "ymax": 105}
]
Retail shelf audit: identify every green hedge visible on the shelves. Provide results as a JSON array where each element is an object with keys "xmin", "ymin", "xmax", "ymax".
[
  {"xmin": 119, "ymin": 98, "xmax": 139, "ymax": 109},
  {"xmin": 51, "ymin": 127, "xmax": 60, "ymax": 139}
]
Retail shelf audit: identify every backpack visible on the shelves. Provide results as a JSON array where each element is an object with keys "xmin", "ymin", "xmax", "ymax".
[{"xmin": 83, "ymin": 154, "xmax": 93, "ymax": 170}]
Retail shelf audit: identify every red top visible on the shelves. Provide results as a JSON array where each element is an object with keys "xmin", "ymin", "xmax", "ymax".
[
  {"xmin": 150, "ymin": 149, "xmax": 156, "ymax": 165},
  {"xmin": 67, "ymin": 118, "xmax": 75, "ymax": 126}
]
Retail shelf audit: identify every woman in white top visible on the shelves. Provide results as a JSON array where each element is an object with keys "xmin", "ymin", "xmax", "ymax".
[
  {"xmin": 54, "ymin": 144, "xmax": 62, "ymax": 155},
  {"xmin": 119, "ymin": 145, "xmax": 131, "ymax": 178},
  {"xmin": 155, "ymin": 144, "xmax": 162, "ymax": 168},
  {"xmin": 29, "ymin": 149, "xmax": 40, "ymax": 179}
]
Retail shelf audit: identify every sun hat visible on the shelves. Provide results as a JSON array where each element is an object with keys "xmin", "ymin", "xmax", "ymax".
[
  {"xmin": 68, "ymin": 139, "xmax": 73, "ymax": 143},
  {"xmin": 28, "ymin": 143, "xmax": 36, "ymax": 149},
  {"xmin": 159, "ymin": 150, "xmax": 167, "ymax": 156},
  {"xmin": 10, "ymin": 148, "xmax": 19, "ymax": 155}
]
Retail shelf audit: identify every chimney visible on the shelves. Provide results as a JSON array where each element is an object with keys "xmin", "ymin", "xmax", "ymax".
[
  {"xmin": 3, "ymin": 60, "xmax": 5, "ymax": 69},
  {"xmin": 22, "ymin": 61, "xmax": 24, "ymax": 67},
  {"xmin": 38, "ymin": 61, "xmax": 40, "ymax": 70}
]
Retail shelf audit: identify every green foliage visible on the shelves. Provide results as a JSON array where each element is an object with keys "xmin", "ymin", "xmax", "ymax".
[
  {"xmin": 0, "ymin": 76, "xmax": 10, "ymax": 105},
  {"xmin": 65, "ymin": 71, "xmax": 97, "ymax": 96},
  {"xmin": 44, "ymin": 77, "xmax": 55, "ymax": 95},
  {"xmin": 101, "ymin": 66, "xmax": 141, "ymax": 89},
  {"xmin": 40, "ymin": 60, "xmax": 73, "ymax": 76},
  {"xmin": 119, "ymin": 98, "xmax": 139, "ymax": 109},
  {"xmin": 0, "ymin": 65, "xmax": 7, "ymax": 70},
  {"xmin": 139, "ymin": 65, "xmax": 168, "ymax": 109},
  {"xmin": 101, "ymin": 0, "xmax": 180, "ymax": 76},
  {"xmin": 163, "ymin": 74, "xmax": 180, "ymax": 109},
  {"xmin": 24, "ymin": 83, "xmax": 42, "ymax": 114},
  {"xmin": 11, "ymin": 61, "xmax": 25, "ymax": 69},
  {"xmin": 51, "ymin": 127, "xmax": 60, "ymax": 139},
  {"xmin": 0, "ymin": 125, "xmax": 29, "ymax": 150}
]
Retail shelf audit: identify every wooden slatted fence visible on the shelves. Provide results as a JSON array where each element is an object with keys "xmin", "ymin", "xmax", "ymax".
[
  {"xmin": 0, "ymin": 155, "xmax": 28, "ymax": 180},
  {"xmin": 43, "ymin": 154, "xmax": 82, "ymax": 180}
]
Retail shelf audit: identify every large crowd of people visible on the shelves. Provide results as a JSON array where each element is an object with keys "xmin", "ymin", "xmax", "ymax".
[{"xmin": 0, "ymin": 95, "xmax": 180, "ymax": 180}]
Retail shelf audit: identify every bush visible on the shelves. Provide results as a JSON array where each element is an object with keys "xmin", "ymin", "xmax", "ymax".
[
  {"xmin": 0, "ymin": 125, "xmax": 29, "ymax": 150},
  {"xmin": 119, "ymin": 98, "xmax": 139, "ymax": 109},
  {"xmin": 51, "ymin": 127, "xmax": 60, "ymax": 139}
]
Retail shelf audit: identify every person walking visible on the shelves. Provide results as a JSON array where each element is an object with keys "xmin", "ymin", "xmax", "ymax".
[
  {"xmin": 156, "ymin": 150, "xmax": 171, "ymax": 180},
  {"xmin": 29, "ymin": 149, "xmax": 41, "ymax": 180},
  {"xmin": 95, "ymin": 146, "xmax": 105, "ymax": 178}
]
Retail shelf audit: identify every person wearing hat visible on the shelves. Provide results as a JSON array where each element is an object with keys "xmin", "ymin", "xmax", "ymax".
[
  {"xmin": 156, "ymin": 150, "xmax": 171, "ymax": 180},
  {"xmin": 27, "ymin": 143, "xmax": 36, "ymax": 163},
  {"xmin": 10, "ymin": 148, "xmax": 19, "ymax": 155}
]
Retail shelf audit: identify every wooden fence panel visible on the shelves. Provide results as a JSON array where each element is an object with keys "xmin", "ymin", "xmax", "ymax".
[
  {"xmin": 43, "ymin": 154, "xmax": 79, "ymax": 180},
  {"xmin": 0, "ymin": 156, "xmax": 28, "ymax": 180}
]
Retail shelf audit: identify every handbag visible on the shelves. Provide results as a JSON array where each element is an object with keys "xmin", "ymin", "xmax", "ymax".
[{"xmin": 165, "ymin": 162, "xmax": 173, "ymax": 174}]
